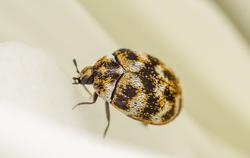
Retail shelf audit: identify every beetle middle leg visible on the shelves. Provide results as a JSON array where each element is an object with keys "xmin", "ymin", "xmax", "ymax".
[
  {"xmin": 103, "ymin": 101, "xmax": 111, "ymax": 138},
  {"xmin": 72, "ymin": 92, "xmax": 98, "ymax": 110}
]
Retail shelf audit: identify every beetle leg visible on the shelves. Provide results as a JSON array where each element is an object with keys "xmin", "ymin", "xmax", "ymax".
[
  {"xmin": 83, "ymin": 85, "xmax": 93, "ymax": 97},
  {"xmin": 72, "ymin": 93, "xmax": 98, "ymax": 110},
  {"xmin": 103, "ymin": 101, "xmax": 110, "ymax": 138},
  {"xmin": 72, "ymin": 78, "xmax": 92, "ymax": 97}
]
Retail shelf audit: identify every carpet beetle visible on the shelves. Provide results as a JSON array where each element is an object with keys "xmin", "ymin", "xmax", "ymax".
[{"xmin": 72, "ymin": 48, "xmax": 182, "ymax": 137}]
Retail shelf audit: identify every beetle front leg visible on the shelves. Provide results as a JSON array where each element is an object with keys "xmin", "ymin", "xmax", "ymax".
[
  {"xmin": 72, "ymin": 77, "xmax": 92, "ymax": 97},
  {"xmin": 72, "ymin": 92, "xmax": 98, "ymax": 110}
]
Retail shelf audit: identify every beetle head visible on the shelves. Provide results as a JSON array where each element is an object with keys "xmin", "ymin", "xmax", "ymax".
[
  {"xmin": 72, "ymin": 59, "xmax": 94, "ymax": 85},
  {"xmin": 79, "ymin": 66, "xmax": 94, "ymax": 84}
]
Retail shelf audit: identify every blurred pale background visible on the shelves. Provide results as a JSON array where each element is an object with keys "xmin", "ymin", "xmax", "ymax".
[{"xmin": 0, "ymin": 0, "xmax": 249, "ymax": 158}]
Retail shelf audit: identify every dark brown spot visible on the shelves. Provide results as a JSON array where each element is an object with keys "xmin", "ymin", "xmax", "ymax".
[
  {"xmin": 122, "ymin": 85, "xmax": 137, "ymax": 98},
  {"xmin": 114, "ymin": 94, "xmax": 129, "ymax": 111},
  {"xmin": 117, "ymin": 48, "xmax": 129, "ymax": 53},
  {"xmin": 163, "ymin": 70, "xmax": 176, "ymax": 81},
  {"xmin": 139, "ymin": 63, "xmax": 157, "ymax": 92},
  {"xmin": 114, "ymin": 48, "xmax": 138, "ymax": 60},
  {"xmin": 105, "ymin": 60, "xmax": 120, "ymax": 69},
  {"xmin": 148, "ymin": 55, "xmax": 160, "ymax": 66},
  {"xmin": 162, "ymin": 106, "xmax": 175, "ymax": 121},
  {"xmin": 109, "ymin": 73, "xmax": 121, "ymax": 80},
  {"xmin": 126, "ymin": 51, "xmax": 138, "ymax": 60},
  {"xmin": 97, "ymin": 84, "xmax": 104, "ymax": 90},
  {"xmin": 140, "ymin": 94, "xmax": 161, "ymax": 120},
  {"xmin": 164, "ymin": 88, "xmax": 175, "ymax": 103}
]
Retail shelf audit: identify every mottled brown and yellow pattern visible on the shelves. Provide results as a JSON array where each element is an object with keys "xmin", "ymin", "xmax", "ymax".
[
  {"xmin": 93, "ymin": 56, "xmax": 124, "ymax": 102},
  {"xmin": 73, "ymin": 48, "xmax": 182, "ymax": 137},
  {"xmin": 112, "ymin": 49, "xmax": 182, "ymax": 124}
]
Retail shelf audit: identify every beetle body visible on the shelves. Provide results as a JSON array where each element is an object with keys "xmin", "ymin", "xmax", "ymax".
[{"xmin": 73, "ymin": 48, "xmax": 182, "ymax": 126}]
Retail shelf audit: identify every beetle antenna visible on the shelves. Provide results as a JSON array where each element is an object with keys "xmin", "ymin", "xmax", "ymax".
[
  {"xmin": 73, "ymin": 58, "xmax": 80, "ymax": 74},
  {"xmin": 72, "ymin": 59, "xmax": 93, "ymax": 97}
]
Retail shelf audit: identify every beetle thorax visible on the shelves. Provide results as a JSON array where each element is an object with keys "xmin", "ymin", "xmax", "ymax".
[{"xmin": 93, "ymin": 56, "xmax": 124, "ymax": 102}]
